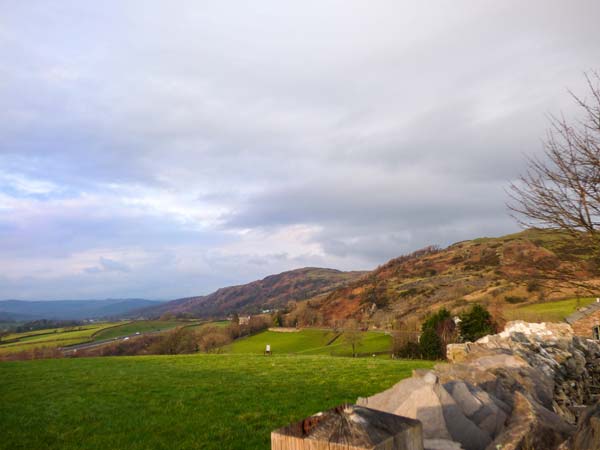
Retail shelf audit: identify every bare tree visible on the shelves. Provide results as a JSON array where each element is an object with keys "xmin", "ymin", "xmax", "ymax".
[
  {"xmin": 342, "ymin": 319, "xmax": 363, "ymax": 357},
  {"xmin": 508, "ymin": 71, "xmax": 600, "ymax": 287}
]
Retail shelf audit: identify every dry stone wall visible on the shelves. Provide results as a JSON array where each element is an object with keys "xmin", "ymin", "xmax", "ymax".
[
  {"xmin": 358, "ymin": 321, "xmax": 600, "ymax": 450},
  {"xmin": 569, "ymin": 308, "xmax": 600, "ymax": 338}
]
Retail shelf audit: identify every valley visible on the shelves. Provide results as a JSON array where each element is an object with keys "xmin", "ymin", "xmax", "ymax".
[{"xmin": 0, "ymin": 320, "xmax": 199, "ymax": 357}]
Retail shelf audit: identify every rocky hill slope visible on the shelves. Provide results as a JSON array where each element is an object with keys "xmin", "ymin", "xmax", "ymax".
[
  {"xmin": 139, "ymin": 267, "xmax": 366, "ymax": 318},
  {"xmin": 308, "ymin": 229, "xmax": 597, "ymax": 324}
]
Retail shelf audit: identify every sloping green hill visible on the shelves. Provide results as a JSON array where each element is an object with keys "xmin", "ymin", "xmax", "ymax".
[
  {"xmin": 91, "ymin": 320, "xmax": 192, "ymax": 341},
  {"xmin": 0, "ymin": 322, "xmax": 123, "ymax": 355},
  {"xmin": 504, "ymin": 297, "xmax": 596, "ymax": 322},
  {"xmin": 225, "ymin": 329, "xmax": 392, "ymax": 356}
]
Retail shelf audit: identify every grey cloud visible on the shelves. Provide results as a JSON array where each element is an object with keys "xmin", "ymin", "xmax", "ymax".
[
  {"xmin": 0, "ymin": 1, "xmax": 599, "ymax": 298},
  {"xmin": 225, "ymin": 174, "xmax": 506, "ymax": 228},
  {"xmin": 84, "ymin": 257, "xmax": 131, "ymax": 274},
  {"xmin": 0, "ymin": 204, "xmax": 228, "ymax": 260}
]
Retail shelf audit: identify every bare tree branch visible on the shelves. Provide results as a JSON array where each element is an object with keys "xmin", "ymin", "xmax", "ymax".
[{"xmin": 508, "ymin": 72, "xmax": 600, "ymax": 287}]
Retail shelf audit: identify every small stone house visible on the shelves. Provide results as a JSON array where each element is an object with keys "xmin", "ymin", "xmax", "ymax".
[
  {"xmin": 566, "ymin": 300, "xmax": 600, "ymax": 339},
  {"xmin": 238, "ymin": 315, "xmax": 252, "ymax": 325}
]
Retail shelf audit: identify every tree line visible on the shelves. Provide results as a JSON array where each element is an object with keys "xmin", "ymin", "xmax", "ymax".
[{"xmin": 392, "ymin": 304, "xmax": 496, "ymax": 360}]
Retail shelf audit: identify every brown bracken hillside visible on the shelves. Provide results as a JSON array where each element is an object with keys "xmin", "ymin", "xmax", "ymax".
[
  {"xmin": 305, "ymin": 229, "xmax": 599, "ymax": 325},
  {"xmin": 139, "ymin": 267, "xmax": 366, "ymax": 318},
  {"xmin": 140, "ymin": 229, "xmax": 599, "ymax": 324}
]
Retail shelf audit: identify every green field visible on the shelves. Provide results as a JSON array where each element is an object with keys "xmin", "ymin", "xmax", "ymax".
[
  {"xmin": 301, "ymin": 331, "xmax": 392, "ymax": 357},
  {"xmin": 0, "ymin": 354, "xmax": 433, "ymax": 450},
  {"xmin": 2, "ymin": 323, "xmax": 104, "ymax": 342},
  {"xmin": 505, "ymin": 297, "xmax": 596, "ymax": 322},
  {"xmin": 225, "ymin": 329, "xmax": 392, "ymax": 356},
  {"xmin": 0, "ymin": 320, "xmax": 206, "ymax": 356},
  {"xmin": 208, "ymin": 320, "xmax": 230, "ymax": 328},
  {"xmin": 182, "ymin": 320, "xmax": 230, "ymax": 331},
  {"xmin": 0, "ymin": 322, "xmax": 123, "ymax": 355},
  {"xmin": 91, "ymin": 320, "xmax": 192, "ymax": 341}
]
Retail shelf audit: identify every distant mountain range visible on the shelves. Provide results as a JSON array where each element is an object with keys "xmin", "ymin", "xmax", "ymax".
[
  {"xmin": 137, "ymin": 267, "xmax": 367, "ymax": 318},
  {"xmin": 0, "ymin": 299, "xmax": 164, "ymax": 321}
]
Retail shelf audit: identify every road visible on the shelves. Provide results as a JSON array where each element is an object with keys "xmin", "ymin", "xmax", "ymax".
[
  {"xmin": 60, "ymin": 330, "xmax": 163, "ymax": 355},
  {"xmin": 60, "ymin": 320, "xmax": 208, "ymax": 355}
]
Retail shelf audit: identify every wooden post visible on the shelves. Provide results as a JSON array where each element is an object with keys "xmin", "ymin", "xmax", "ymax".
[{"xmin": 271, "ymin": 404, "xmax": 423, "ymax": 450}]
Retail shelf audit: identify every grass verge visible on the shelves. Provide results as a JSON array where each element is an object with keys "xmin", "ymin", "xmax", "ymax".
[{"xmin": 504, "ymin": 297, "xmax": 596, "ymax": 322}]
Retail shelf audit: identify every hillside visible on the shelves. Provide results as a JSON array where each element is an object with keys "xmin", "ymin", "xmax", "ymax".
[
  {"xmin": 140, "ymin": 267, "xmax": 366, "ymax": 318},
  {"xmin": 306, "ymin": 229, "xmax": 599, "ymax": 325},
  {"xmin": 0, "ymin": 299, "xmax": 163, "ymax": 321}
]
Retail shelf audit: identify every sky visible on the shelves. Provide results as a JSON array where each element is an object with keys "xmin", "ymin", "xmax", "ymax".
[{"xmin": 1, "ymin": 1, "xmax": 600, "ymax": 300}]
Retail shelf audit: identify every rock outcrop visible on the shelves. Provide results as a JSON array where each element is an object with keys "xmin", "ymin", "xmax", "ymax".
[{"xmin": 358, "ymin": 321, "xmax": 600, "ymax": 450}]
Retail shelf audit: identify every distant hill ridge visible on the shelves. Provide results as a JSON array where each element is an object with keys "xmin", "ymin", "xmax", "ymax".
[
  {"xmin": 0, "ymin": 299, "xmax": 163, "ymax": 321},
  {"xmin": 139, "ymin": 267, "xmax": 367, "ymax": 318}
]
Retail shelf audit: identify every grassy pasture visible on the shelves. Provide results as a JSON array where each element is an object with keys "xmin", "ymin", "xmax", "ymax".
[
  {"xmin": 0, "ymin": 354, "xmax": 432, "ymax": 450},
  {"xmin": 225, "ymin": 329, "xmax": 337, "ymax": 354},
  {"xmin": 504, "ymin": 297, "xmax": 596, "ymax": 322},
  {"xmin": 181, "ymin": 320, "xmax": 230, "ymax": 331},
  {"xmin": 225, "ymin": 329, "xmax": 392, "ymax": 356},
  {"xmin": 0, "ymin": 322, "xmax": 123, "ymax": 355},
  {"xmin": 2, "ymin": 323, "xmax": 103, "ymax": 342},
  {"xmin": 91, "ymin": 320, "xmax": 191, "ymax": 341},
  {"xmin": 300, "ymin": 331, "xmax": 392, "ymax": 357},
  {"xmin": 208, "ymin": 320, "xmax": 231, "ymax": 328},
  {"xmin": 0, "ymin": 320, "xmax": 207, "ymax": 356}
]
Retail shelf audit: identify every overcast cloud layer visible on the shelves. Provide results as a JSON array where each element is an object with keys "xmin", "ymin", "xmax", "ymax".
[{"xmin": 1, "ymin": 1, "xmax": 599, "ymax": 300}]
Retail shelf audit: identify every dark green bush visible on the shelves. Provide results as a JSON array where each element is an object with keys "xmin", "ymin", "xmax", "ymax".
[
  {"xmin": 459, "ymin": 304, "xmax": 494, "ymax": 342},
  {"xmin": 419, "ymin": 308, "xmax": 456, "ymax": 360},
  {"xmin": 419, "ymin": 328, "xmax": 443, "ymax": 360},
  {"xmin": 393, "ymin": 341, "xmax": 422, "ymax": 359}
]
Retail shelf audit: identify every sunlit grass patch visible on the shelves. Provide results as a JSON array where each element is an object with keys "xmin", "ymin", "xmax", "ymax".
[
  {"xmin": 505, "ymin": 297, "xmax": 595, "ymax": 322},
  {"xmin": 0, "ymin": 353, "xmax": 433, "ymax": 450}
]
